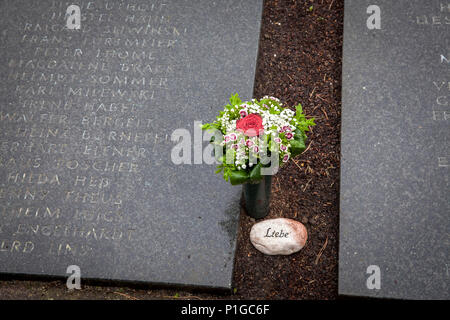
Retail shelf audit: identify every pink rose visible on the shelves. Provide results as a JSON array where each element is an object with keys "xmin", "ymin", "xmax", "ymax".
[{"xmin": 236, "ymin": 113, "xmax": 264, "ymax": 137}]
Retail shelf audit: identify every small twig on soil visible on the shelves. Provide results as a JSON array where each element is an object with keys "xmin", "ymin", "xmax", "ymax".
[
  {"xmin": 315, "ymin": 236, "xmax": 329, "ymax": 265},
  {"xmin": 312, "ymin": 105, "xmax": 320, "ymax": 114},
  {"xmin": 302, "ymin": 178, "xmax": 313, "ymax": 192},
  {"xmin": 114, "ymin": 291, "xmax": 139, "ymax": 300},
  {"xmin": 321, "ymin": 107, "xmax": 329, "ymax": 120},
  {"xmin": 309, "ymin": 87, "xmax": 316, "ymax": 98},
  {"xmin": 329, "ymin": 0, "xmax": 335, "ymax": 10},
  {"xmin": 303, "ymin": 141, "xmax": 313, "ymax": 154},
  {"xmin": 292, "ymin": 159, "xmax": 303, "ymax": 171},
  {"xmin": 316, "ymin": 94, "xmax": 328, "ymax": 102}
]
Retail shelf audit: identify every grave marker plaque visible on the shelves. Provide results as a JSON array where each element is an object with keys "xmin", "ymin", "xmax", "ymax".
[
  {"xmin": 0, "ymin": 0, "xmax": 263, "ymax": 289},
  {"xmin": 340, "ymin": 0, "xmax": 449, "ymax": 299}
]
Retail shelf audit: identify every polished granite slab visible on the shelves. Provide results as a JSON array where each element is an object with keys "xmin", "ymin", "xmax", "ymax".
[
  {"xmin": 340, "ymin": 0, "xmax": 449, "ymax": 299},
  {"xmin": 0, "ymin": 0, "xmax": 263, "ymax": 289}
]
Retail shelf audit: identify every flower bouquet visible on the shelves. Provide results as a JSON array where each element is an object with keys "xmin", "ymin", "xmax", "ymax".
[{"xmin": 202, "ymin": 94, "xmax": 315, "ymax": 218}]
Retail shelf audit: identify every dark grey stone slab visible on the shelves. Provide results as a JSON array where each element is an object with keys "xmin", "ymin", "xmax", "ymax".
[
  {"xmin": 340, "ymin": 0, "xmax": 449, "ymax": 299},
  {"xmin": 0, "ymin": 0, "xmax": 263, "ymax": 290}
]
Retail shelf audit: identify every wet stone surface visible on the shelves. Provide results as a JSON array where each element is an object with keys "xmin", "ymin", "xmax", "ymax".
[
  {"xmin": 0, "ymin": 0, "xmax": 263, "ymax": 289},
  {"xmin": 340, "ymin": 0, "xmax": 449, "ymax": 299}
]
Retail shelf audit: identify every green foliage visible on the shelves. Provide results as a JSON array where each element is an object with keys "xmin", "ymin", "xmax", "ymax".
[
  {"xmin": 201, "ymin": 122, "xmax": 220, "ymax": 131},
  {"xmin": 294, "ymin": 103, "xmax": 315, "ymax": 136},
  {"xmin": 229, "ymin": 93, "xmax": 242, "ymax": 107},
  {"xmin": 249, "ymin": 162, "xmax": 263, "ymax": 182},
  {"xmin": 290, "ymin": 138, "xmax": 306, "ymax": 157},
  {"xmin": 230, "ymin": 170, "xmax": 249, "ymax": 185}
]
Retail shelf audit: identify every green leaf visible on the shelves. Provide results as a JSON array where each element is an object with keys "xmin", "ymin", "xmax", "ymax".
[
  {"xmin": 249, "ymin": 162, "xmax": 263, "ymax": 182},
  {"xmin": 290, "ymin": 139, "xmax": 306, "ymax": 157},
  {"xmin": 269, "ymin": 107, "xmax": 281, "ymax": 115},
  {"xmin": 295, "ymin": 103, "xmax": 303, "ymax": 115},
  {"xmin": 201, "ymin": 122, "xmax": 220, "ymax": 131},
  {"xmin": 229, "ymin": 93, "xmax": 242, "ymax": 107},
  {"xmin": 230, "ymin": 170, "xmax": 249, "ymax": 185},
  {"xmin": 294, "ymin": 129, "xmax": 306, "ymax": 142},
  {"xmin": 201, "ymin": 123, "xmax": 213, "ymax": 130},
  {"xmin": 215, "ymin": 165, "xmax": 224, "ymax": 174},
  {"xmin": 306, "ymin": 117, "xmax": 316, "ymax": 127},
  {"xmin": 223, "ymin": 167, "xmax": 232, "ymax": 182}
]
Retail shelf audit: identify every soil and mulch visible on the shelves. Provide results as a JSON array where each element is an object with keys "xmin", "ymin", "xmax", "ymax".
[{"xmin": 0, "ymin": 0, "xmax": 343, "ymax": 300}]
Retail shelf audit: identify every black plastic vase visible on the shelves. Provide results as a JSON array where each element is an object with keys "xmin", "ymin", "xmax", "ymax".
[{"xmin": 243, "ymin": 175, "xmax": 272, "ymax": 219}]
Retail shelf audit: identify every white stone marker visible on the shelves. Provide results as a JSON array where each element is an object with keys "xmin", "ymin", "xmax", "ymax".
[{"xmin": 250, "ymin": 218, "xmax": 308, "ymax": 255}]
